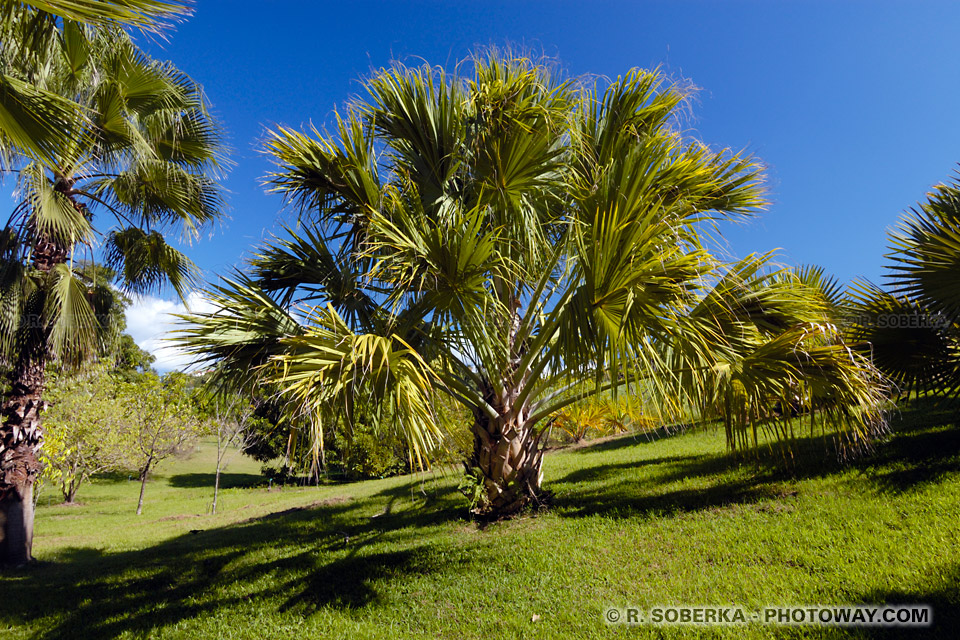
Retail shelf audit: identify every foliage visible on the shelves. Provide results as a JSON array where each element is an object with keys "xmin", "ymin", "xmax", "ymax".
[
  {"xmin": 0, "ymin": 22, "xmax": 226, "ymax": 368},
  {"xmin": 175, "ymin": 53, "xmax": 887, "ymax": 516},
  {"xmin": 38, "ymin": 366, "xmax": 127, "ymax": 502},
  {"xmin": 0, "ymin": 2, "xmax": 194, "ymax": 169},
  {"xmin": 110, "ymin": 333, "xmax": 156, "ymax": 376},
  {"xmin": 673, "ymin": 256, "xmax": 892, "ymax": 459},
  {"xmin": 339, "ymin": 427, "xmax": 406, "ymax": 479},
  {"xmin": 70, "ymin": 261, "xmax": 156, "ymax": 375},
  {"xmin": 39, "ymin": 367, "xmax": 201, "ymax": 506},
  {"xmin": 119, "ymin": 371, "xmax": 203, "ymax": 514},
  {"xmin": 553, "ymin": 395, "xmax": 651, "ymax": 444},
  {"xmin": 849, "ymin": 169, "xmax": 960, "ymax": 400}
]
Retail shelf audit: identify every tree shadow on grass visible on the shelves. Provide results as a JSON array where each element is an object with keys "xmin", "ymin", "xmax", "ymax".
[
  {"xmin": 550, "ymin": 455, "xmax": 784, "ymax": 519},
  {"xmin": 549, "ymin": 402, "xmax": 959, "ymax": 520},
  {"xmin": 565, "ymin": 424, "xmax": 696, "ymax": 454},
  {"xmin": 5, "ymin": 404, "xmax": 956, "ymax": 638},
  {"xmin": 89, "ymin": 470, "xmax": 137, "ymax": 484},
  {"xmin": 0, "ymin": 480, "xmax": 471, "ymax": 639},
  {"xmin": 836, "ymin": 563, "xmax": 960, "ymax": 639},
  {"xmin": 856, "ymin": 406, "xmax": 960, "ymax": 494},
  {"xmin": 167, "ymin": 472, "xmax": 268, "ymax": 489}
]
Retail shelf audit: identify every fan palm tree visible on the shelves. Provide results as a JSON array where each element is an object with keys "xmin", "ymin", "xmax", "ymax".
[
  {"xmin": 0, "ymin": 1, "xmax": 192, "ymax": 168},
  {"xmin": 674, "ymin": 256, "xmax": 889, "ymax": 459},
  {"xmin": 0, "ymin": 24, "xmax": 225, "ymax": 566},
  {"xmin": 848, "ymin": 171, "xmax": 960, "ymax": 399},
  {"xmin": 177, "ymin": 54, "xmax": 885, "ymax": 518}
]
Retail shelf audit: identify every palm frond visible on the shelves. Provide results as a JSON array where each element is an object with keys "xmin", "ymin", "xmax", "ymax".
[
  {"xmin": 272, "ymin": 305, "xmax": 445, "ymax": 470},
  {"xmin": 16, "ymin": 1, "xmax": 191, "ymax": 33},
  {"xmin": 0, "ymin": 74, "xmax": 89, "ymax": 168},
  {"xmin": 104, "ymin": 227, "xmax": 198, "ymax": 299},
  {"xmin": 887, "ymin": 173, "xmax": 960, "ymax": 320},
  {"xmin": 45, "ymin": 261, "xmax": 98, "ymax": 364},
  {"xmin": 18, "ymin": 162, "xmax": 92, "ymax": 244},
  {"xmin": 171, "ymin": 274, "xmax": 303, "ymax": 389},
  {"xmin": 674, "ymin": 257, "xmax": 890, "ymax": 458},
  {"xmin": 93, "ymin": 160, "xmax": 224, "ymax": 239},
  {"xmin": 250, "ymin": 225, "xmax": 376, "ymax": 327},
  {"xmin": 264, "ymin": 115, "xmax": 381, "ymax": 225},
  {"xmin": 848, "ymin": 279, "xmax": 960, "ymax": 398}
]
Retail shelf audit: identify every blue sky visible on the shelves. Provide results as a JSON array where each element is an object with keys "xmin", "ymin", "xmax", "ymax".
[{"xmin": 126, "ymin": 0, "xmax": 960, "ymax": 368}]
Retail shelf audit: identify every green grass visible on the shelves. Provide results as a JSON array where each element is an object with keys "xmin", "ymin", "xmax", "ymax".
[{"xmin": 3, "ymin": 405, "xmax": 959, "ymax": 639}]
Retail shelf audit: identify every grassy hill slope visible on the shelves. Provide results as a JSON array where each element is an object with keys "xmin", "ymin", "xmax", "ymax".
[{"xmin": 2, "ymin": 405, "xmax": 958, "ymax": 639}]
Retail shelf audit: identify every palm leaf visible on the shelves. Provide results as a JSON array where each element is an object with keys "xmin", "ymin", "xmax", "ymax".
[
  {"xmin": 45, "ymin": 261, "xmax": 98, "ymax": 364},
  {"xmin": 104, "ymin": 227, "xmax": 198, "ymax": 299},
  {"xmin": 16, "ymin": 1, "xmax": 191, "ymax": 32},
  {"xmin": 0, "ymin": 74, "xmax": 88, "ymax": 167}
]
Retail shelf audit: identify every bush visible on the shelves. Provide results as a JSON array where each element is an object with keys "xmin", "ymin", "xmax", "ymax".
[{"xmin": 339, "ymin": 428, "xmax": 407, "ymax": 479}]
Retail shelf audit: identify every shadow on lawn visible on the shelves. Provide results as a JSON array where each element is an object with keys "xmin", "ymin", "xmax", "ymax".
[
  {"xmin": 4, "ymin": 403, "xmax": 956, "ymax": 638},
  {"xmin": 859, "ymin": 407, "xmax": 960, "ymax": 494},
  {"xmin": 566, "ymin": 424, "xmax": 696, "ymax": 454},
  {"xmin": 167, "ymin": 472, "xmax": 267, "ymax": 489},
  {"xmin": 551, "ymin": 401, "xmax": 960, "ymax": 519},
  {"xmin": 0, "ymin": 479, "xmax": 469, "ymax": 639},
  {"xmin": 840, "ymin": 562, "xmax": 960, "ymax": 640}
]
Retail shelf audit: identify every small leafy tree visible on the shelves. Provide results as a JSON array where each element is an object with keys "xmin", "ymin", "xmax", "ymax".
[
  {"xmin": 120, "ymin": 372, "xmax": 200, "ymax": 515},
  {"xmin": 39, "ymin": 367, "xmax": 127, "ymax": 503},
  {"xmin": 195, "ymin": 388, "xmax": 263, "ymax": 514}
]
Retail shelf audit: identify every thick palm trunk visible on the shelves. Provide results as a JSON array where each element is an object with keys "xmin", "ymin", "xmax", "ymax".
[
  {"xmin": 467, "ymin": 388, "xmax": 546, "ymax": 517},
  {"xmin": 0, "ymin": 483, "xmax": 34, "ymax": 567},
  {"xmin": 463, "ymin": 296, "xmax": 549, "ymax": 517},
  {"xmin": 0, "ymin": 341, "xmax": 48, "ymax": 566},
  {"xmin": 0, "ymin": 218, "xmax": 69, "ymax": 566}
]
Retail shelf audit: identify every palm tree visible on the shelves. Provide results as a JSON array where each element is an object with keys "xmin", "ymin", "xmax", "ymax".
[
  {"xmin": 674, "ymin": 257, "xmax": 889, "ymax": 459},
  {"xmin": 176, "ymin": 54, "xmax": 885, "ymax": 518},
  {"xmin": 849, "ymin": 171, "xmax": 960, "ymax": 399},
  {"xmin": 0, "ymin": 1, "xmax": 192, "ymax": 168},
  {"xmin": 0, "ymin": 24, "xmax": 225, "ymax": 566}
]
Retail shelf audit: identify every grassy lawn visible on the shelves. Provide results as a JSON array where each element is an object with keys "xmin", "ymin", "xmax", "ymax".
[{"xmin": 2, "ymin": 405, "xmax": 958, "ymax": 639}]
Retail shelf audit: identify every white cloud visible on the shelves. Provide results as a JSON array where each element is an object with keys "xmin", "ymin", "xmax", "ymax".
[{"xmin": 124, "ymin": 292, "xmax": 216, "ymax": 372}]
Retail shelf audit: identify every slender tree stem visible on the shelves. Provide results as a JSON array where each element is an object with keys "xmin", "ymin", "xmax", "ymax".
[{"xmin": 136, "ymin": 458, "xmax": 152, "ymax": 515}]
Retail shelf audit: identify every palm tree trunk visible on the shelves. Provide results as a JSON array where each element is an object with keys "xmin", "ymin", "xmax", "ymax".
[
  {"xmin": 0, "ymin": 482, "xmax": 34, "ymax": 567},
  {"xmin": 0, "ymin": 182, "xmax": 82, "ymax": 564},
  {"xmin": 467, "ymin": 390, "xmax": 546, "ymax": 518},
  {"xmin": 1, "ymin": 274, "xmax": 51, "ymax": 566},
  {"xmin": 0, "ymin": 337, "xmax": 48, "ymax": 567}
]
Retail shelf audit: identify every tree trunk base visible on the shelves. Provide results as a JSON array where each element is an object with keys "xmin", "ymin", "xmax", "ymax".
[
  {"xmin": 469, "ymin": 482, "xmax": 552, "ymax": 522},
  {"xmin": 0, "ymin": 482, "xmax": 35, "ymax": 568},
  {"xmin": 464, "ymin": 425, "xmax": 550, "ymax": 520}
]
